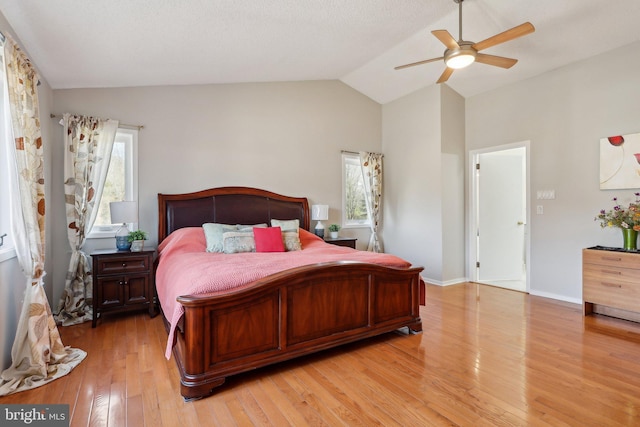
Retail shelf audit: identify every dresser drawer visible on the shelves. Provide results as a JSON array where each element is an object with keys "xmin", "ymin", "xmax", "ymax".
[
  {"xmin": 583, "ymin": 249, "xmax": 639, "ymax": 269},
  {"xmin": 583, "ymin": 264, "xmax": 640, "ymax": 312},
  {"xmin": 96, "ymin": 254, "xmax": 150, "ymax": 274}
]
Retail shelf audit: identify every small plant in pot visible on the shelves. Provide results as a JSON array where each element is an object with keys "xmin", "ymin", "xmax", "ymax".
[
  {"xmin": 128, "ymin": 230, "xmax": 148, "ymax": 252},
  {"xmin": 328, "ymin": 224, "xmax": 341, "ymax": 239}
]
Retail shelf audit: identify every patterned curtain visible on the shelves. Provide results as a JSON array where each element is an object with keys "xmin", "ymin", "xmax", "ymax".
[
  {"xmin": 359, "ymin": 151, "xmax": 383, "ymax": 253},
  {"xmin": 55, "ymin": 114, "xmax": 118, "ymax": 326},
  {"xmin": 0, "ymin": 37, "xmax": 86, "ymax": 396}
]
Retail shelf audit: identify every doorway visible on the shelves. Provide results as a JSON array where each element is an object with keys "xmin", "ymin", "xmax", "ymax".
[{"xmin": 469, "ymin": 143, "xmax": 529, "ymax": 292}]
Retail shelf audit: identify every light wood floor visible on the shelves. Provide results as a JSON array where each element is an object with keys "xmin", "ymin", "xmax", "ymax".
[{"xmin": 2, "ymin": 282, "xmax": 640, "ymax": 426}]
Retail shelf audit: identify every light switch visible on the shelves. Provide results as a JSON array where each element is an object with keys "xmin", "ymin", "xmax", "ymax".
[
  {"xmin": 537, "ymin": 190, "xmax": 556, "ymax": 200},
  {"xmin": 537, "ymin": 205, "xmax": 543, "ymax": 215}
]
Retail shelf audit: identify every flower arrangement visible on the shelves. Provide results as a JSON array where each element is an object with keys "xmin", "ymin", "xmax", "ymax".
[
  {"xmin": 328, "ymin": 224, "xmax": 341, "ymax": 232},
  {"xmin": 595, "ymin": 193, "xmax": 640, "ymax": 230}
]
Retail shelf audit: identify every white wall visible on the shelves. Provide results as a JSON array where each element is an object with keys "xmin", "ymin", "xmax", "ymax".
[
  {"xmin": 440, "ymin": 85, "xmax": 466, "ymax": 284},
  {"xmin": 51, "ymin": 81, "xmax": 381, "ymax": 306},
  {"xmin": 382, "ymin": 84, "xmax": 466, "ymax": 284},
  {"xmin": 382, "ymin": 85, "xmax": 444, "ymax": 280},
  {"xmin": 466, "ymin": 41, "xmax": 640, "ymax": 302},
  {"xmin": 0, "ymin": 11, "xmax": 56, "ymax": 370}
]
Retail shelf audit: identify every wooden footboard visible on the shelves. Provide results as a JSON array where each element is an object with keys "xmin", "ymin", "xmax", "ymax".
[{"xmin": 167, "ymin": 261, "xmax": 423, "ymax": 399}]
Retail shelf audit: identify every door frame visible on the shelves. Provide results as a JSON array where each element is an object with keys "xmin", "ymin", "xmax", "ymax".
[{"xmin": 467, "ymin": 141, "xmax": 531, "ymax": 292}]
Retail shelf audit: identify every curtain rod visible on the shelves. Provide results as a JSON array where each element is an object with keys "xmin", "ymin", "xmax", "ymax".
[
  {"xmin": 50, "ymin": 114, "xmax": 144, "ymax": 130},
  {"xmin": 341, "ymin": 150, "xmax": 384, "ymax": 157}
]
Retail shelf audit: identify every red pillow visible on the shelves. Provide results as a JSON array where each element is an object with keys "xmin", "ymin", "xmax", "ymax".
[{"xmin": 253, "ymin": 226, "xmax": 285, "ymax": 252}]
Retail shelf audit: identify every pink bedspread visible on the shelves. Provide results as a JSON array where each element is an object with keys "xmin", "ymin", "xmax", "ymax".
[{"xmin": 156, "ymin": 227, "xmax": 412, "ymax": 359}]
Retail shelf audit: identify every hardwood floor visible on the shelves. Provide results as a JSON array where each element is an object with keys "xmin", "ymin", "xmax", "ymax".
[{"xmin": 2, "ymin": 282, "xmax": 640, "ymax": 426}]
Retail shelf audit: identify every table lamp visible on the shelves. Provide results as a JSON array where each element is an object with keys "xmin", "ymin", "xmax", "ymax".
[
  {"xmin": 110, "ymin": 201, "xmax": 138, "ymax": 251},
  {"xmin": 311, "ymin": 204, "xmax": 329, "ymax": 238}
]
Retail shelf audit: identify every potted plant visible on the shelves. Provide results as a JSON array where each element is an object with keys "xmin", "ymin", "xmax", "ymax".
[
  {"xmin": 128, "ymin": 229, "xmax": 148, "ymax": 252},
  {"xmin": 328, "ymin": 224, "xmax": 341, "ymax": 239}
]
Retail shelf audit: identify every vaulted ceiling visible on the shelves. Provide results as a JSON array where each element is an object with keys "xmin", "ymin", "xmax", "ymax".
[{"xmin": 1, "ymin": 0, "xmax": 639, "ymax": 103}]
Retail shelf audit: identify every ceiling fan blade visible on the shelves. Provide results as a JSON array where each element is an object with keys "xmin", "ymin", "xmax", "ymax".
[
  {"xmin": 431, "ymin": 30, "xmax": 460, "ymax": 50},
  {"xmin": 437, "ymin": 67, "xmax": 454, "ymax": 84},
  {"xmin": 475, "ymin": 53, "xmax": 518, "ymax": 69},
  {"xmin": 395, "ymin": 57, "xmax": 444, "ymax": 70},
  {"xmin": 472, "ymin": 22, "xmax": 535, "ymax": 52}
]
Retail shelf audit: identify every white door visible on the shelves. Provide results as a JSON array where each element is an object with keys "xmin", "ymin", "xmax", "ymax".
[{"xmin": 475, "ymin": 147, "xmax": 527, "ymax": 291}]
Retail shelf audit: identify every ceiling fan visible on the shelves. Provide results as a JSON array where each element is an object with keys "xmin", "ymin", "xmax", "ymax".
[{"xmin": 395, "ymin": 0, "xmax": 535, "ymax": 84}]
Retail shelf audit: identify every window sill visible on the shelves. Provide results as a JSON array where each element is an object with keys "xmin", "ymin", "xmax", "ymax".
[
  {"xmin": 342, "ymin": 223, "xmax": 371, "ymax": 229},
  {"xmin": 0, "ymin": 247, "xmax": 17, "ymax": 263},
  {"xmin": 87, "ymin": 231, "xmax": 117, "ymax": 240}
]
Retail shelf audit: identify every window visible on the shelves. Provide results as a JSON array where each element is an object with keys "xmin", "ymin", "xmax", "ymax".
[
  {"xmin": 0, "ymin": 42, "xmax": 16, "ymax": 262},
  {"xmin": 88, "ymin": 128, "xmax": 138, "ymax": 238},
  {"xmin": 342, "ymin": 153, "xmax": 371, "ymax": 228}
]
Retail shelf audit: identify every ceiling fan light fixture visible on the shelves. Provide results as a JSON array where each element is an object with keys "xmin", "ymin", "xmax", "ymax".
[{"xmin": 444, "ymin": 45, "xmax": 476, "ymax": 69}]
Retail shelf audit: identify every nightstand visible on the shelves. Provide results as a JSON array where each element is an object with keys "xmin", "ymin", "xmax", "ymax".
[
  {"xmin": 324, "ymin": 237, "xmax": 357, "ymax": 249},
  {"xmin": 91, "ymin": 248, "xmax": 156, "ymax": 327}
]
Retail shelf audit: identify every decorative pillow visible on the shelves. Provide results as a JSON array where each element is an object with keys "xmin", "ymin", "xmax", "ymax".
[
  {"xmin": 253, "ymin": 226, "xmax": 285, "ymax": 252},
  {"xmin": 222, "ymin": 231, "xmax": 256, "ymax": 254},
  {"xmin": 282, "ymin": 231, "xmax": 302, "ymax": 251},
  {"xmin": 237, "ymin": 223, "xmax": 267, "ymax": 232},
  {"xmin": 270, "ymin": 219, "xmax": 299, "ymax": 232},
  {"xmin": 203, "ymin": 223, "xmax": 237, "ymax": 252},
  {"xmin": 271, "ymin": 219, "xmax": 302, "ymax": 251}
]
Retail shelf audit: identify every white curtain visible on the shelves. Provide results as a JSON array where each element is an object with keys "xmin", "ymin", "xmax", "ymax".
[
  {"xmin": 359, "ymin": 151, "xmax": 383, "ymax": 253},
  {"xmin": 55, "ymin": 114, "xmax": 118, "ymax": 326},
  {"xmin": 0, "ymin": 36, "xmax": 86, "ymax": 396}
]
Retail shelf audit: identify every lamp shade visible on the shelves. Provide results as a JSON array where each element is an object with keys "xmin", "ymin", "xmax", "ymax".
[
  {"xmin": 311, "ymin": 205, "xmax": 329, "ymax": 221},
  {"xmin": 110, "ymin": 201, "xmax": 138, "ymax": 224}
]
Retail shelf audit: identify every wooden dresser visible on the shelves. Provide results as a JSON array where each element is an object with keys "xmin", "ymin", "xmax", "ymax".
[{"xmin": 582, "ymin": 247, "xmax": 640, "ymax": 322}]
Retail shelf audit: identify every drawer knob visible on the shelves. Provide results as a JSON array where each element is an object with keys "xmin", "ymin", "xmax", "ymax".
[{"xmin": 122, "ymin": 262, "xmax": 127, "ymax": 267}]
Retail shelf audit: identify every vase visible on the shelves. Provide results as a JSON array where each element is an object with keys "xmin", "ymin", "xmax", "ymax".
[
  {"xmin": 621, "ymin": 228, "xmax": 638, "ymax": 250},
  {"xmin": 130, "ymin": 240, "xmax": 145, "ymax": 252}
]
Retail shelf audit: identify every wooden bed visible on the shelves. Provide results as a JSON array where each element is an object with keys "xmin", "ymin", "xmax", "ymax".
[{"xmin": 156, "ymin": 186, "xmax": 424, "ymax": 400}]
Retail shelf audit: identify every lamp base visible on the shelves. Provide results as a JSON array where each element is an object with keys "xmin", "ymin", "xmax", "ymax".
[
  {"xmin": 115, "ymin": 224, "xmax": 131, "ymax": 251},
  {"xmin": 115, "ymin": 236, "xmax": 131, "ymax": 251}
]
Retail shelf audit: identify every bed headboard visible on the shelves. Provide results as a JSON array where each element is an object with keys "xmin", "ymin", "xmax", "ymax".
[{"xmin": 157, "ymin": 186, "xmax": 310, "ymax": 243}]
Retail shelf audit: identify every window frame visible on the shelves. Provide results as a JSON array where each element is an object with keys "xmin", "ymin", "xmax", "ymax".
[
  {"xmin": 87, "ymin": 127, "xmax": 139, "ymax": 239},
  {"xmin": 341, "ymin": 152, "xmax": 372, "ymax": 229}
]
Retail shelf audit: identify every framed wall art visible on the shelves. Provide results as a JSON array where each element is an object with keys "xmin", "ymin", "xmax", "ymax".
[{"xmin": 600, "ymin": 131, "xmax": 640, "ymax": 190}]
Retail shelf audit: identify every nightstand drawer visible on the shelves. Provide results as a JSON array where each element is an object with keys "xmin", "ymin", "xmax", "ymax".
[{"xmin": 96, "ymin": 255, "xmax": 150, "ymax": 274}]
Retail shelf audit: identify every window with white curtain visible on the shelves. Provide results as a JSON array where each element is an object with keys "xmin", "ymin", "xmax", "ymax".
[
  {"xmin": 87, "ymin": 127, "xmax": 138, "ymax": 238},
  {"xmin": 0, "ymin": 42, "xmax": 15, "ymax": 262},
  {"xmin": 342, "ymin": 152, "xmax": 371, "ymax": 228}
]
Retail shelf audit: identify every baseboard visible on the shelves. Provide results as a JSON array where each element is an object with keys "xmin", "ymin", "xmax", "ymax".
[
  {"xmin": 420, "ymin": 275, "xmax": 468, "ymax": 287},
  {"xmin": 528, "ymin": 289, "xmax": 581, "ymax": 305}
]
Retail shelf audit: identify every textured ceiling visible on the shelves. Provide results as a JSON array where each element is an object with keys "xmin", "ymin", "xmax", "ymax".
[{"xmin": 1, "ymin": 0, "xmax": 639, "ymax": 103}]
